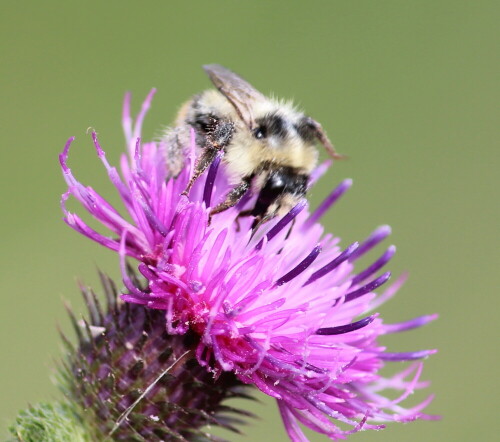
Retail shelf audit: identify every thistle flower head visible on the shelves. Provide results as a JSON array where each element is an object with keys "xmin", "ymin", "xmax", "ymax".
[{"xmin": 60, "ymin": 89, "xmax": 438, "ymax": 440}]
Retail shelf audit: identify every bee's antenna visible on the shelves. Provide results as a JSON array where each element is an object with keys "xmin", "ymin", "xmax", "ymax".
[{"xmin": 310, "ymin": 118, "xmax": 347, "ymax": 160}]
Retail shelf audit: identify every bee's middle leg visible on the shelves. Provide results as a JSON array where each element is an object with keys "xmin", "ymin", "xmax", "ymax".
[{"xmin": 209, "ymin": 178, "xmax": 251, "ymax": 217}]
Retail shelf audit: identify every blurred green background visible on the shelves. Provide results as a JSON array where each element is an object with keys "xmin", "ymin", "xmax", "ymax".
[{"xmin": 1, "ymin": 1, "xmax": 497, "ymax": 440}]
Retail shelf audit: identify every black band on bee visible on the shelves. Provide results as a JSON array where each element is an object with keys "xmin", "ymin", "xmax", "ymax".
[{"xmin": 254, "ymin": 113, "xmax": 288, "ymax": 139}]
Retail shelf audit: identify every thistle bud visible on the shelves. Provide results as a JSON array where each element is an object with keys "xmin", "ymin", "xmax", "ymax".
[{"xmin": 59, "ymin": 272, "xmax": 254, "ymax": 441}]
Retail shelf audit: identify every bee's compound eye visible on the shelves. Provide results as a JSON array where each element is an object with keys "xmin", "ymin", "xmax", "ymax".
[
  {"xmin": 253, "ymin": 126, "xmax": 267, "ymax": 139},
  {"xmin": 269, "ymin": 174, "xmax": 285, "ymax": 188}
]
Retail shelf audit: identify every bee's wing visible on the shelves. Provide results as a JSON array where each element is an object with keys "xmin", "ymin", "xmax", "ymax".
[{"xmin": 203, "ymin": 64, "xmax": 266, "ymax": 129}]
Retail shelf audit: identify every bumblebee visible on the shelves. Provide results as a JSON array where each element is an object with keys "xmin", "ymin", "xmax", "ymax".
[{"xmin": 164, "ymin": 64, "xmax": 343, "ymax": 225}]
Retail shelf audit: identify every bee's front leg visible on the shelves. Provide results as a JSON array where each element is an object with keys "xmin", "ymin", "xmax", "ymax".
[
  {"xmin": 182, "ymin": 148, "xmax": 218, "ymax": 196},
  {"xmin": 182, "ymin": 118, "xmax": 235, "ymax": 196}
]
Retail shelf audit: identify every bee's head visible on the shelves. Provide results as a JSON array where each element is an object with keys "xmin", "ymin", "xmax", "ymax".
[
  {"xmin": 203, "ymin": 64, "xmax": 345, "ymax": 161},
  {"xmin": 252, "ymin": 111, "xmax": 319, "ymax": 149},
  {"xmin": 247, "ymin": 107, "xmax": 337, "ymax": 169}
]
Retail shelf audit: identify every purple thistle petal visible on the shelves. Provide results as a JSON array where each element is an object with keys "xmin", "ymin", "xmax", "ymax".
[
  {"xmin": 92, "ymin": 132, "xmax": 133, "ymax": 208},
  {"xmin": 187, "ymin": 128, "xmax": 196, "ymax": 179},
  {"xmin": 201, "ymin": 229, "xmax": 228, "ymax": 281},
  {"xmin": 288, "ymin": 405, "xmax": 344, "ymax": 439},
  {"xmin": 59, "ymin": 136, "xmax": 75, "ymax": 172},
  {"xmin": 91, "ymin": 131, "xmax": 105, "ymax": 157},
  {"xmin": 308, "ymin": 159, "xmax": 332, "ymax": 185},
  {"xmin": 304, "ymin": 178, "xmax": 352, "ymax": 229},
  {"xmin": 304, "ymin": 242, "xmax": 359, "ymax": 286},
  {"xmin": 255, "ymin": 200, "xmax": 307, "ymax": 250},
  {"xmin": 133, "ymin": 185, "xmax": 168, "ymax": 237},
  {"xmin": 368, "ymin": 272, "xmax": 408, "ymax": 311},
  {"xmin": 278, "ymin": 401, "xmax": 308, "ymax": 442},
  {"xmin": 235, "ymin": 298, "xmax": 287, "ymax": 323},
  {"xmin": 395, "ymin": 394, "xmax": 441, "ymax": 421},
  {"xmin": 203, "ymin": 151, "xmax": 223, "ymax": 207},
  {"xmin": 61, "ymin": 139, "xmax": 149, "ymax": 251},
  {"xmin": 131, "ymin": 88, "xmax": 156, "ymax": 155},
  {"xmin": 351, "ymin": 245, "xmax": 396, "ymax": 286},
  {"xmin": 266, "ymin": 200, "xmax": 307, "ymax": 242},
  {"xmin": 378, "ymin": 349, "xmax": 438, "ymax": 361},
  {"xmin": 384, "ymin": 314, "xmax": 439, "ymax": 333},
  {"xmin": 63, "ymin": 211, "xmax": 123, "ymax": 255},
  {"xmin": 388, "ymin": 362, "xmax": 425, "ymax": 405},
  {"xmin": 133, "ymin": 137, "xmax": 143, "ymax": 173},
  {"xmin": 369, "ymin": 362, "xmax": 428, "ymax": 393},
  {"xmin": 344, "ymin": 271, "xmax": 391, "ymax": 302},
  {"xmin": 316, "ymin": 314, "xmax": 377, "ymax": 335},
  {"xmin": 275, "ymin": 245, "xmax": 322, "ymax": 286},
  {"xmin": 349, "ymin": 225, "xmax": 392, "ymax": 261},
  {"xmin": 118, "ymin": 231, "xmax": 147, "ymax": 297}
]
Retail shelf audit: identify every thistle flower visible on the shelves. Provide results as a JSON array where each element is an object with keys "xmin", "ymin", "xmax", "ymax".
[{"xmin": 60, "ymin": 89, "xmax": 438, "ymax": 440}]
